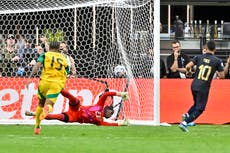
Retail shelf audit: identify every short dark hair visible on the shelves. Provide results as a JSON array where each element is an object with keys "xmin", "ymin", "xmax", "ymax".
[
  {"xmin": 49, "ymin": 41, "xmax": 60, "ymax": 50},
  {"xmin": 171, "ymin": 39, "xmax": 181, "ymax": 45},
  {"xmin": 207, "ymin": 40, "xmax": 216, "ymax": 51},
  {"xmin": 104, "ymin": 106, "xmax": 114, "ymax": 118}
]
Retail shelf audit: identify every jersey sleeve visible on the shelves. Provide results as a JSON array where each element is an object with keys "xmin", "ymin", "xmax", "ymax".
[
  {"xmin": 217, "ymin": 60, "xmax": 224, "ymax": 72},
  {"xmin": 192, "ymin": 55, "xmax": 198, "ymax": 65},
  {"xmin": 65, "ymin": 66, "xmax": 70, "ymax": 75},
  {"xmin": 97, "ymin": 92, "xmax": 116, "ymax": 106},
  {"xmin": 37, "ymin": 53, "xmax": 45, "ymax": 64},
  {"xmin": 98, "ymin": 120, "xmax": 119, "ymax": 126}
]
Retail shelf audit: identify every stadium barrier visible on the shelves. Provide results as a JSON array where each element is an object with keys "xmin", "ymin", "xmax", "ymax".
[{"xmin": 1, "ymin": 78, "xmax": 230, "ymax": 124}]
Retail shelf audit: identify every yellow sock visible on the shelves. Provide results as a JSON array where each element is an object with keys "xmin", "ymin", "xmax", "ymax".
[{"xmin": 35, "ymin": 106, "xmax": 43, "ymax": 128}]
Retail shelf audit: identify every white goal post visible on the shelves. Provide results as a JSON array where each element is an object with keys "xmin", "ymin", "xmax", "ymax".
[{"xmin": 0, "ymin": 0, "xmax": 161, "ymax": 126}]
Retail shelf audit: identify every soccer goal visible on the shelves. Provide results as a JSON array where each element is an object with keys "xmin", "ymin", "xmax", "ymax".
[{"xmin": 0, "ymin": 0, "xmax": 161, "ymax": 125}]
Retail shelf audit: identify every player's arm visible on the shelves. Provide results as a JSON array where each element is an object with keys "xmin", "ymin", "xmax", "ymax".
[
  {"xmin": 98, "ymin": 119, "xmax": 129, "ymax": 126},
  {"xmin": 97, "ymin": 91, "xmax": 128, "ymax": 106},
  {"xmin": 217, "ymin": 59, "xmax": 225, "ymax": 79},
  {"xmin": 170, "ymin": 58, "xmax": 179, "ymax": 72},
  {"xmin": 218, "ymin": 72, "xmax": 225, "ymax": 79},
  {"xmin": 26, "ymin": 54, "xmax": 44, "ymax": 89},
  {"xmin": 185, "ymin": 61, "xmax": 194, "ymax": 77},
  {"xmin": 97, "ymin": 91, "xmax": 116, "ymax": 106},
  {"xmin": 98, "ymin": 120, "xmax": 119, "ymax": 126},
  {"xmin": 70, "ymin": 56, "xmax": 77, "ymax": 77},
  {"xmin": 224, "ymin": 56, "xmax": 230, "ymax": 75},
  {"xmin": 28, "ymin": 62, "xmax": 41, "ymax": 78},
  {"xmin": 217, "ymin": 71, "xmax": 225, "ymax": 79}
]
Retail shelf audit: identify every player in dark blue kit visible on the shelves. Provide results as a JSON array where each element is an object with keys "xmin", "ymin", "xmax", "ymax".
[{"xmin": 179, "ymin": 40, "xmax": 225, "ymax": 132}]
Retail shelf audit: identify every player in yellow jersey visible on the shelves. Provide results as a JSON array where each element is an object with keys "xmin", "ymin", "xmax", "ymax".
[{"xmin": 26, "ymin": 41, "xmax": 69, "ymax": 135}]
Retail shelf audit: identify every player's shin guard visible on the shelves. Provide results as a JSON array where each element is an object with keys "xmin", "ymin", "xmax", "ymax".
[{"xmin": 40, "ymin": 104, "xmax": 53, "ymax": 120}]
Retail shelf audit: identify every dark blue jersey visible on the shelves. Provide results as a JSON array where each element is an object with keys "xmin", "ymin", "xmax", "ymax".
[{"xmin": 191, "ymin": 53, "xmax": 224, "ymax": 90}]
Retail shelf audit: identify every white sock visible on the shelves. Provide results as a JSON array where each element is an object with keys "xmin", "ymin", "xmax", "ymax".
[{"xmin": 182, "ymin": 121, "xmax": 187, "ymax": 126}]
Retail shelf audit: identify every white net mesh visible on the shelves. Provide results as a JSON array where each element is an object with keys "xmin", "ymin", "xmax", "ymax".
[{"xmin": 0, "ymin": 0, "xmax": 157, "ymax": 125}]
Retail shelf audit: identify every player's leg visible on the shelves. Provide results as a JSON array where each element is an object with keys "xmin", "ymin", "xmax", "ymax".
[
  {"xmin": 185, "ymin": 90, "xmax": 208, "ymax": 123},
  {"xmin": 40, "ymin": 99, "xmax": 54, "ymax": 120},
  {"xmin": 61, "ymin": 89, "xmax": 80, "ymax": 106},
  {"xmin": 25, "ymin": 110, "xmax": 69, "ymax": 122},
  {"xmin": 34, "ymin": 100, "xmax": 45, "ymax": 134},
  {"xmin": 34, "ymin": 83, "xmax": 46, "ymax": 135},
  {"xmin": 39, "ymin": 81, "xmax": 62, "ymax": 120},
  {"xmin": 46, "ymin": 113, "xmax": 66, "ymax": 121},
  {"xmin": 44, "ymin": 90, "xmax": 80, "ymax": 122},
  {"xmin": 179, "ymin": 90, "xmax": 208, "ymax": 132},
  {"xmin": 182, "ymin": 92, "xmax": 197, "ymax": 121},
  {"xmin": 179, "ymin": 90, "xmax": 198, "ymax": 132}
]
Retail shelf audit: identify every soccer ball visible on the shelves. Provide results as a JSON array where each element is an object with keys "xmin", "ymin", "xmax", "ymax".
[{"xmin": 114, "ymin": 65, "xmax": 127, "ymax": 78}]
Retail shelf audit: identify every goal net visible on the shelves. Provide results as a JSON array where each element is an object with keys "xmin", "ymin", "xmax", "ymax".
[{"xmin": 0, "ymin": 0, "xmax": 159, "ymax": 125}]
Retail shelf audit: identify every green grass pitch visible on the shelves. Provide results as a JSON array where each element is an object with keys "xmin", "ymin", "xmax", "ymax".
[{"xmin": 1, "ymin": 124, "xmax": 230, "ymax": 153}]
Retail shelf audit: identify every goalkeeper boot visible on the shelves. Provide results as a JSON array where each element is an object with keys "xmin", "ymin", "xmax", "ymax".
[
  {"xmin": 25, "ymin": 110, "xmax": 35, "ymax": 116},
  {"xmin": 120, "ymin": 92, "xmax": 129, "ymax": 100},
  {"xmin": 34, "ymin": 126, "xmax": 41, "ymax": 135},
  {"xmin": 179, "ymin": 122, "xmax": 189, "ymax": 132}
]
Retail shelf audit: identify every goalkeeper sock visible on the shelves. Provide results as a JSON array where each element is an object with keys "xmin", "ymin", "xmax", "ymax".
[
  {"xmin": 35, "ymin": 106, "xmax": 43, "ymax": 128},
  {"xmin": 46, "ymin": 114, "xmax": 65, "ymax": 121}
]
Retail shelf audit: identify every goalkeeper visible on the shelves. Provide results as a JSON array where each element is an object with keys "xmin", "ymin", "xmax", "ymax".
[{"xmin": 26, "ymin": 89, "xmax": 129, "ymax": 126}]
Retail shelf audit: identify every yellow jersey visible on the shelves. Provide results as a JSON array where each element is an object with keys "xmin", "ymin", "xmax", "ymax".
[{"xmin": 38, "ymin": 51, "xmax": 69, "ymax": 84}]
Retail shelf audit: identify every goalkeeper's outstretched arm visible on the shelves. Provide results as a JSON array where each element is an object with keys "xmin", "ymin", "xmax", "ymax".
[{"xmin": 98, "ymin": 119, "xmax": 130, "ymax": 126}]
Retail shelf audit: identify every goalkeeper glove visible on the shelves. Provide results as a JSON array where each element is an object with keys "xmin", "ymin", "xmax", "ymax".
[
  {"xmin": 118, "ymin": 118, "xmax": 130, "ymax": 126},
  {"xmin": 120, "ymin": 92, "xmax": 129, "ymax": 100}
]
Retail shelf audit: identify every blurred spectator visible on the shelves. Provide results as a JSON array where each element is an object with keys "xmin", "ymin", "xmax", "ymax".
[
  {"xmin": 160, "ymin": 22, "xmax": 163, "ymax": 33},
  {"xmin": 143, "ymin": 48, "xmax": 167, "ymax": 78},
  {"xmin": 39, "ymin": 35, "xmax": 49, "ymax": 52},
  {"xmin": 60, "ymin": 41, "xmax": 77, "ymax": 77},
  {"xmin": 26, "ymin": 44, "xmax": 45, "ymax": 77},
  {"xmin": 15, "ymin": 39, "xmax": 35, "ymax": 76},
  {"xmin": 166, "ymin": 40, "xmax": 190, "ymax": 78},
  {"xmin": 174, "ymin": 16, "xmax": 184, "ymax": 40},
  {"xmin": 15, "ymin": 34, "xmax": 26, "ymax": 49},
  {"xmin": 114, "ymin": 64, "xmax": 127, "ymax": 78},
  {"xmin": 0, "ymin": 34, "xmax": 18, "ymax": 77}
]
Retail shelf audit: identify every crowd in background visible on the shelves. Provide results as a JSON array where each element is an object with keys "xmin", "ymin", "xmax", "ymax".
[
  {"xmin": 0, "ymin": 33, "xmax": 77, "ymax": 77},
  {"xmin": 1, "ymin": 32, "xmax": 230, "ymax": 79}
]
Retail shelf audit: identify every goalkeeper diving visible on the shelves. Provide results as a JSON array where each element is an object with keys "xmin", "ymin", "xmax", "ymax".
[{"xmin": 26, "ymin": 89, "xmax": 129, "ymax": 126}]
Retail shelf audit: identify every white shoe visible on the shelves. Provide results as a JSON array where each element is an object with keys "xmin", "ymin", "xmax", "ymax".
[
  {"xmin": 25, "ymin": 111, "xmax": 35, "ymax": 116},
  {"xmin": 179, "ymin": 122, "xmax": 189, "ymax": 132}
]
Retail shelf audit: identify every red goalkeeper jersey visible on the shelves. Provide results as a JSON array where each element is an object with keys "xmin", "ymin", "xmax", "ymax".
[{"xmin": 61, "ymin": 90, "xmax": 118, "ymax": 126}]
